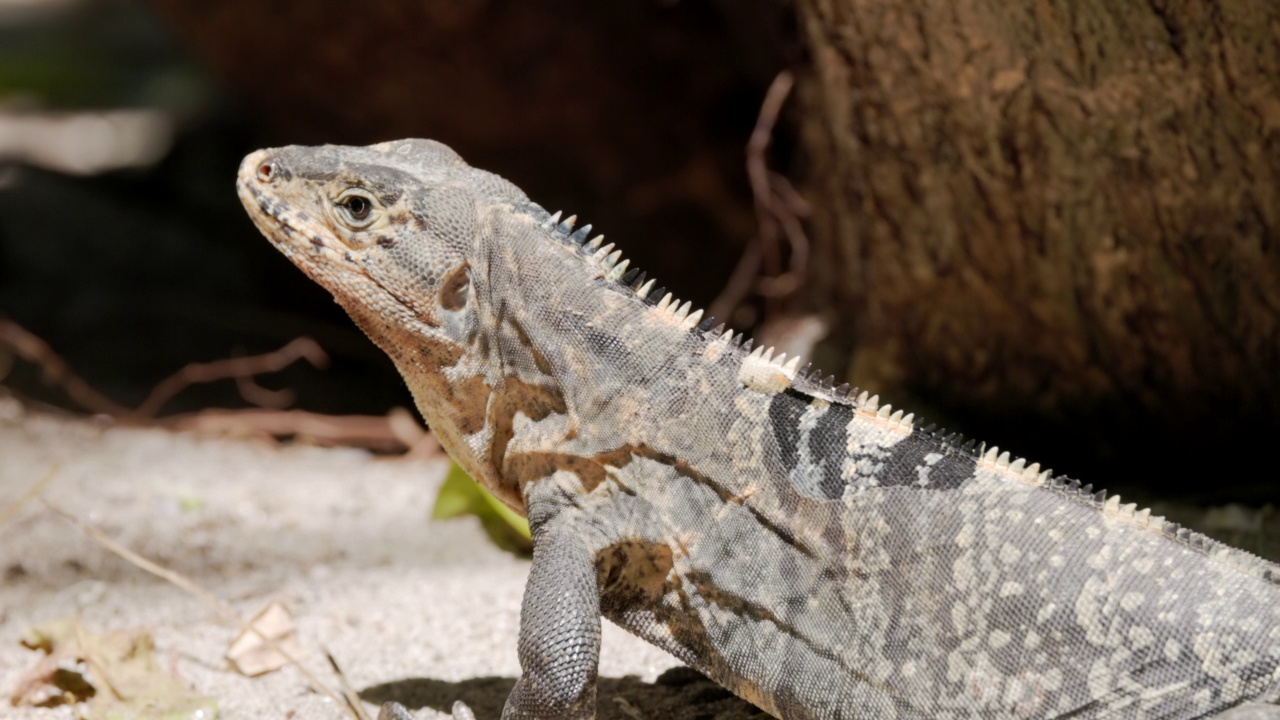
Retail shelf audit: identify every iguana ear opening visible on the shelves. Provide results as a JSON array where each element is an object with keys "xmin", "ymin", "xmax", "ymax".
[{"xmin": 439, "ymin": 263, "xmax": 472, "ymax": 311}]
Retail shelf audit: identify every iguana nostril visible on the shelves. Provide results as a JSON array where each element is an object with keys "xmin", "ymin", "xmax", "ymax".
[{"xmin": 256, "ymin": 161, "xmax": 276, "ymax": 183}]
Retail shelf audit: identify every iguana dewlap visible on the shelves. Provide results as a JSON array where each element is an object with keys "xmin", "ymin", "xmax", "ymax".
[{"xmin": 237, "ymin": 139, "xmax": 1280, "ymax": 720}]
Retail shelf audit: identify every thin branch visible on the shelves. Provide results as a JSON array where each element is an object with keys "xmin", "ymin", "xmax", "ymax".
[
  {"xmin": 709, "ymin": 70, "xmax": 813, "ymax": 323},
  {"xmin": 0, "ymin": 317, "xmax": 133, "ymax": 416},
  {"xmin": 136, "ymin": 337, "xmax": 328, "ymax": 418},
  {"xmin": 327, "ymin": 651, "xmax": 373, "ymax": 720},
  {"xmin": 756, "ymin": 183, "xmax": 811, "ymax": 297},
  {"xmin": 0, "ymin": 318, "xmax": 436, "ymax": 456},
  {"xmin": 168, "ymin": 407, "xmax": 438, "ymax": 456},
  {"xmin": 0, "ymin": 317, "xmax": 330, "ymax": 422}
]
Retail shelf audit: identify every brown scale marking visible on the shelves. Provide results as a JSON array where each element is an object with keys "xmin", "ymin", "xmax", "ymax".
[
  {"xmin": 595, "ymin": 539, "xmax": 676, "ymax": 607},
  {"xmin": 741, "ymin": 504, "xmax": 817, "ymax": 559},
  {"xmin": 439, "ymin": 374, "xmax": 491, "ymax": 436},
  {"xmin": 503, "ymin": 451, "xmax": 605, "ymax": 493},
  {"xmin": 674, "ymin": 533, "xmax": 694, "ymax": 558},
  {"xmin": 505, "ymin": 444, "xmax": 715, "ymax": 498},
  {"xmin": 625, "ymin": 445, "xmax": 818, "ymax": 557},
  {"xmin": 820, "ymin": 518, "xmax": 850, "ymax": 556},
  {"xmin": 502, "ymin": 445, "xmax": 638, "ymax": 497},
  {"xmin": 487, "ymin": 376, "xmax": 568, "ymax": 497},
  {"xmin": 562, "ymin": 443, "xmax": 821, "ymax": 559},
  {"xmin": 415, "ymin": 341, "xmax": 465, "ymax": 368},
  {"xmin": 359, "ymin": 336, "xmax": 478, "ymax": 439},
  {"xmin": 589, "ymin": 445, "xmax": 732, "ymax": 499}
]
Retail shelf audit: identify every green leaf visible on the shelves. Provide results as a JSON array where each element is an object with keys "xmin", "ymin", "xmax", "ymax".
[{"xmin": 432, "ymin": 462, "xmax": 531, "ymax": 555}]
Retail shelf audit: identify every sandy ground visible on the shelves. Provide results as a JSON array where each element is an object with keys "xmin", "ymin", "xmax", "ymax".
[{"xmin": 0, "ymin": 398, "xmax": 759, "ymax": 719}]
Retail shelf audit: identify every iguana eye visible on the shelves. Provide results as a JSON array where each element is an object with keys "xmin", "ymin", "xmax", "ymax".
[{"xmin": 334, "ymin": 190, "xmax": 377, "ymax": 228}]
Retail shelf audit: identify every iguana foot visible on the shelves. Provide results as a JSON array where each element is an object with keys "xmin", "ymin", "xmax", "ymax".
[{"xmin": 376, "ymin": 700, "xmax": 477, "ymax": 720}]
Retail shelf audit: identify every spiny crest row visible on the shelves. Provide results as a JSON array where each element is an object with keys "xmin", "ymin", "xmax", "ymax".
[
  {"xmin": 541, "ymin": 209, "xmax": 704, "ymax": 325},
  {"xmin": 539, "ymin": 208, "xmax": 1280, "ymax": 584},
  {"xmin": 1049, "ymin": 472, "xmax": 1279, "ymax": 581},
  {"xmin": 540, "ymin": 210, "xmax": 1059, "ymax": 475},
  {"xmin": 540, "ymin": 209, "xmax": 952, "ymax": 432},
  {"xmin": 540, "ymin": 209, "xmax": 853, "ymax": 393},
  {"xmin": 974, "ymin": 445, "xmax": 1279, "ymax": 582}
]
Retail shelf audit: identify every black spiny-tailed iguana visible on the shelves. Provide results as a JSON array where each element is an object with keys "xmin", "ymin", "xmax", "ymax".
[{"xmin": 237, "ymin": 139, "xmax": 1280, "ymax": 720}]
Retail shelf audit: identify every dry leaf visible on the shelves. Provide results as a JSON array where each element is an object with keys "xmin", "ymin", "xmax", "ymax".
[
  {"xmin": 12, "ymin": 618, "xmax": 217, "ymax": 719},
  {"xmin": 225, "ymin": 601, "xmax": 302, "ymax": 677}
]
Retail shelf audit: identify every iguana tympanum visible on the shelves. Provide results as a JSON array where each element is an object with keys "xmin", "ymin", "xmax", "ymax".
[{"xmin": 238, "ymin": 139, "xmax": 1280, "ymax": 720}]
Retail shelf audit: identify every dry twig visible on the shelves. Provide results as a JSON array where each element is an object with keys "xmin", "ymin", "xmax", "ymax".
[
  {"xmin": 169, "ymin": 407, "xmax": 439, "ymax": 455},
  {"xmin": 0, "ymin": 318, "xmax": 133, "ymax": 417},
  {"xmin": 0, "ymin": 318, "xmax": 436, "ymax": 454},
  {"xmin": 0, "ymin": 465, "xmax": 57, "ymax": 527},
  {"xmin": 709, "ymin": 70, "xmax": 813, "ymax": 324},
  {"xmin": 327, "ymin": 651, "xmax": 374, "ymax": 720},
  {"xmin": 135, "ymin": 337, "xmax": 328, "ymax": 418}
]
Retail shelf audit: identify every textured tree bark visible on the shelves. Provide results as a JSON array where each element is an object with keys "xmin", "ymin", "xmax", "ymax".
[{"xmin": 795, "ymin": 0, "xmax": 1280, "ymax": 490}]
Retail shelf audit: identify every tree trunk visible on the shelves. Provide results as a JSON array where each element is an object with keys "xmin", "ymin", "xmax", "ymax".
[{"xmin": 795, "ymin": 0, "xmax": 1280, "ymax": 493}]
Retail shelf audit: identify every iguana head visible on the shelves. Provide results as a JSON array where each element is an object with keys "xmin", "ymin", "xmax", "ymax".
[
  {"xmin": 236, "ymin": 139, "xmax": 540, "ymax": 507},
  {"xmin": 237, "ymin": 139, "xmax": 528, "ymax": 340}
]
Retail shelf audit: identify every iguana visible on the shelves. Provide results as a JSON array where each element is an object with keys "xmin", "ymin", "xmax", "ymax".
[{"xmin": 237, "ymin": 139, "xmax": 1280, "ymax": 720}]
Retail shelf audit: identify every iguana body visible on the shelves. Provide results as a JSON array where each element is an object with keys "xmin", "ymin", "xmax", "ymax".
[{"xmin": 237, "ymin": 139, "xmax": 1280, "ymax": 720}]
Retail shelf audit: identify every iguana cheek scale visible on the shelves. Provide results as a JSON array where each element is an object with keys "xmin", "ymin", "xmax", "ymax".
[{"xmin": 237, "ymin": 139, "xmax": 1280, "ymax": 720}]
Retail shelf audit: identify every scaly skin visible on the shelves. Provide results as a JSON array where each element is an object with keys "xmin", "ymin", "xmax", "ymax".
[{"xmin": 238, "ymin": 139, "xmax": 1280, "ymax": 720}]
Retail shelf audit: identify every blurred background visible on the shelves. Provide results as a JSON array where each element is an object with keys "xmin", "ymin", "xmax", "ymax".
[{"xmin": 1, "ymin": 0, "xmax": 1278, "ymax": 513}]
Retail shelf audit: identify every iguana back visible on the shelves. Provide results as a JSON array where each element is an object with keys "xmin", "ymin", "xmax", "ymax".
[{"xmin": 237, "ymin": 139, "xmax": 1280, "ymax": 719}]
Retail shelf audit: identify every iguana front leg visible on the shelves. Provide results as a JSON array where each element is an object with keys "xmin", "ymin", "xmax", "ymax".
[
  {"xmin": 382, "ymin": 477, "xmax": 604, "ymax": 720},
  {"xmin": 500, "ymin": 517, "xmax": 601, "ymax": 719}
]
